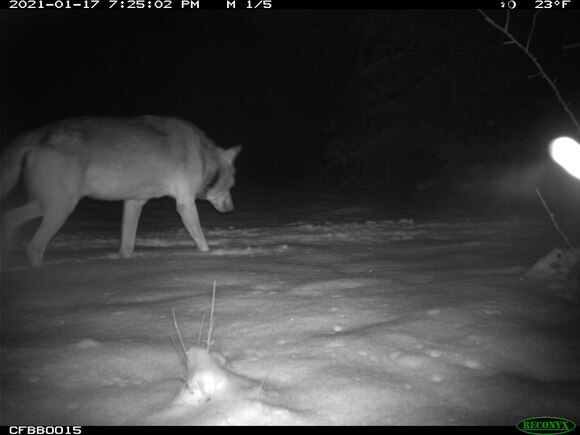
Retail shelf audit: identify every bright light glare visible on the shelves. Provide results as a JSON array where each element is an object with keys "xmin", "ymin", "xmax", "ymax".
[{"xmin": 549, "ymin": 136, "xmax": 580, "ymax": 180}]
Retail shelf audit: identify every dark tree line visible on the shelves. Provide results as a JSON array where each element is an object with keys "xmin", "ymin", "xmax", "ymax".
[{"xmin": 323, "ymin": 10, "xmax": 579, "ymax": 188}]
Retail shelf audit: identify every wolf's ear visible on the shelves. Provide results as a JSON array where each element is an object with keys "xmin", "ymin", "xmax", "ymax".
[{"xmin": 224, "ymin": 145, "xmax": 242, "ymax": 165}]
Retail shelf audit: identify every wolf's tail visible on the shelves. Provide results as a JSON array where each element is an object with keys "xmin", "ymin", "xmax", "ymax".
[{"xmin": 1, "ymin": 139, "xmax": 34, "ymax": 200}]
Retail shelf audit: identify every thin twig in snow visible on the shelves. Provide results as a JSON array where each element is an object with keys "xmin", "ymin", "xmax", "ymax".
[
  {"xmin": 197, "ymin": 314, "xmax": 206, "ymax": 348},
  {"xmin": 207, "ymin": 280, "xmax": 217, "ymax": 351},
  {"xmin": 172, "ymin": 309, "xmax": 189, "ymax": 362}
]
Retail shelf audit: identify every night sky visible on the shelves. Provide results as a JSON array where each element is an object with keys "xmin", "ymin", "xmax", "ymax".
[{"xmin": 1, "ymin": 9, "xmax": 579, "ymax": 187}]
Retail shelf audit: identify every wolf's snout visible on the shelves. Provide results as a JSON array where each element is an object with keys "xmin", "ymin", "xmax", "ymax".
[
  {"xmin": 211, "ymin": 194, "xmax": 234, "ymax": 213},
  {"xmin": 217, "ymin": 202, "xmax": 234, "ymax": 213}
]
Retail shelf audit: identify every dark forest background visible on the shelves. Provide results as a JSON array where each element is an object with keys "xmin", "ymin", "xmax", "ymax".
[
  {"xmin": 1, "ymin": 10, "xmax": 579, "ymax": 190},
  {"xmin": 320, "ymin": 10, "xmax": 579, "ymax": 189}
]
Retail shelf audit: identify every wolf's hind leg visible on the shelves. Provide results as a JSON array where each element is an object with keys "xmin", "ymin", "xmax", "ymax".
[
  {"xmin": 26, "ymin": 198, "xmax": 77, "ymax": 267},
  {"xmin": 1, "ymin": 201, "xmax": 44, "ymax": 262}
]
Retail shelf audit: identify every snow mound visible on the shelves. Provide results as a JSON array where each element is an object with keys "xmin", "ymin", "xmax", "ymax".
[
  {"xmin": 524, "ymin": 248, "xmax": 580, "ymax": 281},
  {"xmin": 141, "ymin": 347, "xmax": 313, "ymax": 425}
]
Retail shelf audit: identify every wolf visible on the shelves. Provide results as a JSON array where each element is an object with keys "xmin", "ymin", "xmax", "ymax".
[{"xmin": 1, "ymin": 116, "xmax": 242, "ymax": 268}]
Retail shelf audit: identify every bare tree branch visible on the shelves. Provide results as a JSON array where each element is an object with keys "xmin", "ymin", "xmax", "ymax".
[
  {"xmin": 536, "ymin": 188, "xmax": 574, "ymax": 249},
  {"xmin": 477, "ymin": 9, "xmax": 580, "ymax": 138},
  {"xmin": 562, "ymin": 42, "xmax": 580, "ymax": 50},
  {"xmin": 525, "ymin": 11, "xmax": 540, "ymax": 51}
]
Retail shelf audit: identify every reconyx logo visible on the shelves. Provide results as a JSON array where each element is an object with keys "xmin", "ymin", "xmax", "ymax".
[{"xmin": 517, "ymin": 417, "xmax": 576, "ymax": 435}]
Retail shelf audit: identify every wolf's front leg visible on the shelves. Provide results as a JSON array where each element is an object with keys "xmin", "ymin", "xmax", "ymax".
[
  {"xmin": 119, "ymin": 199, "xmax": 147, "ymax": 258},
  {"xmin": 176, "ymin": 199, "xmax": 209, "ymax": 252}
]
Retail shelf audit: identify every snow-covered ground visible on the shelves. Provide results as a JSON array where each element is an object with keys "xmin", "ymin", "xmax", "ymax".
[{"xmin": 1, "ymin": 187, "xmax": 579, "ymax": 426}]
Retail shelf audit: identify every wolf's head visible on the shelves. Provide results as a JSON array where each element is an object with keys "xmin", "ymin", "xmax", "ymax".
[{"xmin": 201, "ymin": 145, "xmax": 242, "ymax": 213}]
